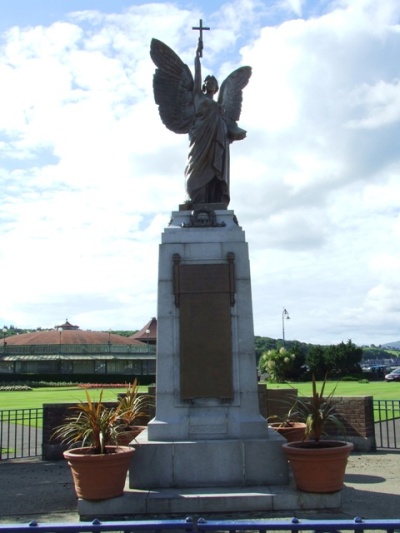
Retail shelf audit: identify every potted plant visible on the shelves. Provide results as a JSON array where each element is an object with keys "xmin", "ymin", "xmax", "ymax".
[
  {"xmin": 52, "ymin": 389, "xmax": 135, "ymax": 500},
  {"xmin": 269, "ymin": 403, "xmax": 307, "ymax": 443},
  {"xmin": 116, "ymin": 379, "xmax": 153, "ymax": 445},
  {"xmin": 282, "ymin": 374, "xmax": 353, "ymax": 493}
]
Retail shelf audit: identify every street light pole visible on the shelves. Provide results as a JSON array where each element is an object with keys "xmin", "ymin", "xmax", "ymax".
[{"xmin": 282, "ymin": 308, "xmax": 290, "ymax": 347}]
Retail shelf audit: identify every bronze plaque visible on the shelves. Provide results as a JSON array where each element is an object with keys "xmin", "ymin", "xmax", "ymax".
[{"xmin": 178, "ymin": 263, "xmax": 233, "ymax": 400}]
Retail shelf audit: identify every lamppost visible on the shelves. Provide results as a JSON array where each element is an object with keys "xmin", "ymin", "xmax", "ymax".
[{"xmin": 282, "ymin": 308, "xmax": 290, "ymax": 347}]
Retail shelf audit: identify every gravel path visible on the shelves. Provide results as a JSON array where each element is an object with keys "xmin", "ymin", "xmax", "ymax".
[{"xmin": 0, "ymin": 452, "xmax": 399, "ymax": 524}]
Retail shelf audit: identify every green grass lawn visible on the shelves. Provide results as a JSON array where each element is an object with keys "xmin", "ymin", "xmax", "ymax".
[
  {"xmin": 1, "ymin": 380, "xmax": 399, "ymax": 411},
  {"xmin": 266, "ymin": 380, "xmax": 400, "ymax": 422},
  {"xmin": 264, "ymin": 380, "xmax": 400, "ymax": 400},
  {"xmin": 0, "ymin": 386, "xmax": 143, "ymax": 411}
]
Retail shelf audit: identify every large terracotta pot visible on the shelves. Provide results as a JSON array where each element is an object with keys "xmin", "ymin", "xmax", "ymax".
[
  {"xmin": 282, "ymin": 440, "xmax": 354, "ymax": 493},
  {"xmin": 116, "ymin": 426, "xmax": 146, "ymax": 446},
  {"xmin": 270, "ymin": 422, "xmax": 306, "ymax": 443},
  {"xmin": 63, "ymin": 445, "xmax": 135, "ymax": 500}
]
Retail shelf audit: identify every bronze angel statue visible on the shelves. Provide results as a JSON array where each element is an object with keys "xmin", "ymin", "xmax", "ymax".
[{"xmin": 150, "ymin": 36, "xmax": 251, "ymax": 206}]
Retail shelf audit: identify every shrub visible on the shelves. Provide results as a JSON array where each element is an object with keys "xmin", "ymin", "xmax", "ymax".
[
  {"xmin": 258, "ymin": 347, "xmax": 296, "ymax": 383},
  {"xmin": 0, "ymin": 385, "xmax": 32, "ymax": 391}
]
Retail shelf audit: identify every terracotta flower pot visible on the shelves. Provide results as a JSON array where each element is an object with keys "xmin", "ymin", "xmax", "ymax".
[
  {"xmin": 270, "ymin": 422, "xmax": 306, "ymax": 442},
  {"xmin": 63, "ymin": 445, "xmax": 135, "ymax": 500},
  {"xmin": 283, "ymin": 440, "xmax": 354, "ymax": 493},
  {"xmin": 116, "ymin": 426, "xmax": 146, "ymax": 446}
]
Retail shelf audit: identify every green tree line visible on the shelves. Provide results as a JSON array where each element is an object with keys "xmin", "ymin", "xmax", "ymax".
[{"xmin": 257, "ymin": 338, "xmax": 365, "ymax": 382}]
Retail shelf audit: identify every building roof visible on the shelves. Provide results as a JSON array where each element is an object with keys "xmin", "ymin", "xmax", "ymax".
[
  {"xmin": 54, "ymin": 319, "xmax": 79, "ymax": 330},
  {"xmin": 3, "ymin": 330, "xmax": 145, "ymax": 346},
  {"xmin": 130, "ymin": 317, "xmax": 157, "ymax": 343}
]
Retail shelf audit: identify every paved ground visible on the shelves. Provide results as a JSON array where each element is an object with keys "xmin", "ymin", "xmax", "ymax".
[{"xmin": 0, "ymin": 451, "xmax": 399, "ymax": 524}]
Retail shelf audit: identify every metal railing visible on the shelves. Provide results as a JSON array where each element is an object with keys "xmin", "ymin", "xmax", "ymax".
[
  {"xmin": 2, "ymin": 344, "xmax": 156, "ymax": 355},
  {"xmin": 1, "ymin": 400, "xmax": 399, "ymax": 460},
  {"xmin": 373, "ymin": 399, "xmax": 400, "ymax": 449},
  {"xmin": 0, "ymin": 408, "xmax": 42, "ymax": 459},
  {"xmin": 1, "ymin": 517, "xmax": 400, "ymax": 533}
]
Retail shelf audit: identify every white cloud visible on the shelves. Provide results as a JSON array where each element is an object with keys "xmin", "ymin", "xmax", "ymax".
[
  {"xmin": 0, "ymin": 0, "xmax": 400, "ymax": 345},
  {"xmin": 347, "ymin": 80, "xmax": 400, "ymax": 129}
]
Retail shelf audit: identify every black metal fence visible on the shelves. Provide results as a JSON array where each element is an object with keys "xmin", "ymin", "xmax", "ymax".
[
  {"xmin": 1, "ymin": 400, "xmax": 400, "ymax": 460},
  {"xmin": 373, "ymin": 399, "xmax": 400, "ymax": 449},
  {"xmin": 0, "ymin": 408, "xmax": 42, "ymax": 460}
]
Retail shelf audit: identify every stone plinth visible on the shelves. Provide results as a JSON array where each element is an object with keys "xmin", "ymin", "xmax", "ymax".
[
  {"xmin": 148, "ymin": 208, "xmax": 270, "ymax": 442},
  {"xmin": 129, "ymin": 207, "xmax": 289, "ymax": 490},
  {"xmin": 130, "ymin": 429, "xmax": 288, "ymax": 489}
]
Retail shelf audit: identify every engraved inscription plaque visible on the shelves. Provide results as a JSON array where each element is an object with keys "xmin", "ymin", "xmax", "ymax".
[{"xmin": 175, "ymin": 257, "xmax": 235, "ymax": 400}]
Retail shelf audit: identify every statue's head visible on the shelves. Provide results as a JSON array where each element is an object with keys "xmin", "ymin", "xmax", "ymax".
[{"xmin": 202, "ymin": 75, "xmax": 219, "ymax": 94}]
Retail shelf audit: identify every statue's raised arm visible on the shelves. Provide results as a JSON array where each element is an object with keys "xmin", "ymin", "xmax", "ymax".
[{"xmin": 150, "ymin": 30, "xmax": 251, "ymax": 207}]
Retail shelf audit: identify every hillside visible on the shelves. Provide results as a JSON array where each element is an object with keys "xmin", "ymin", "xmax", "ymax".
[{"xmin": 382, "ymin": 341, "xmax": 400, "ymax": 349}]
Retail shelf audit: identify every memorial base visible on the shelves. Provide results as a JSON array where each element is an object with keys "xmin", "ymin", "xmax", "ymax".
[
  {"xmin": 78, "ymin": 479, "xmax": 341, "ymax": 520},
  {"xmin": 128, "ymin": 429, "xmax": 289, "ymax": 489}
]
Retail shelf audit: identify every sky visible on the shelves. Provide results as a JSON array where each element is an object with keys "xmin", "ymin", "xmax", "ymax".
[{"xmin": 0, "ymin": 0, "xmax": 399, "ymax": 347}]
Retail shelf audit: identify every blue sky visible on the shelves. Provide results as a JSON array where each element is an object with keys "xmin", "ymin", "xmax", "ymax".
[{"xmin": 0, "ymin": 0, "xmax": 400, "ymax": 346}]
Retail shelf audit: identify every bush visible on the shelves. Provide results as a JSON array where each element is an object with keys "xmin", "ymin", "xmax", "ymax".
[
  {"xmin": 78, "ymin": 383, "xmax": 128, "ymax": 389},
  {"xmin": 258, "ymin": 348, "xmax": 296, "ymax": 383},
  {"xmin": 0, "ymin": 380, "xmax": 79, "ymax": 388},
  {"xmin": 0, "ymin": 385, "xmax": 32, "ymax": 391}
]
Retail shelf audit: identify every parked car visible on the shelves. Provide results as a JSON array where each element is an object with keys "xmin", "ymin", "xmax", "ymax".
[
  {"xmin": 363, "ymin": 365, "xmax": 391, "ymax": 380},
  {"xmin": 385, "ymin": 368, "xmax": 400, "ymax": 382}
]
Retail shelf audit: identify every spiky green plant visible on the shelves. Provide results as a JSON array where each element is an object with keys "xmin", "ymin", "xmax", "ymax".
[
  {"xmin": 52, "ymin": 389, "xmax": 122, "ymax": 454},
  {"xmin": 296, "ymin": 374, "xmax": 344, "ymax": 443},
  {"xmin": 268, "ymin": 402, "xmax": 305, "ymax": 428},
  {"xmin": 116, "ymin": 379, "xmax": 153, "ymax": 430}
]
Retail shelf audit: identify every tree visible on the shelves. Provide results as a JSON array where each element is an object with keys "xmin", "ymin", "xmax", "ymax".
[
  {"xmin": 254, "ymin": 336, "xmax": 277, "ymax": 362},
  {"xmin": 306, "ymin": 345, "xmax": 329, "ymax": 379},
  {"xmin": 324, "ymin": 340, "xmax": 363, "ymax": 377},
  {"xmin": 286, "ymin": 342, "xmax": 307, "ymax": 380}
]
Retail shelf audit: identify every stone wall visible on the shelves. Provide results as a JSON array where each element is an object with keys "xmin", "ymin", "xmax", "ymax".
[
  {"xmin": 326, "ymin": 395, "xmax": 376, "ymax": 451},
  {"xmin": 43, "ymin": 387, "xmax": 375, "ymax": 459}
]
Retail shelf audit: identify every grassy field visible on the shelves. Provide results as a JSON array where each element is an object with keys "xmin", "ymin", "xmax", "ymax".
[
  {"xmin": 266, "ymin": 380, "xmax": 400, "ymax": 422},
  {"xmin": 263, "ymin": 380, "xmax": 400, "ymax": 400},
  {"xmin": 1, "ymin": 380, "xmax": 399, "ymax": 411},
  {"xmin": 0, "ymin": 387, "xmax": 142, "ymax": 411}
]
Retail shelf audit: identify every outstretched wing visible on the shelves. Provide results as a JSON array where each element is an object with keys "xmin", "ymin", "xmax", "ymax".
[
  {"xmin": 218, "ymin": 66, "xmax": 252, "ymax": 122},
  {"xmin": 150, "ymin": 38, "xmax": 194, "ymax": 134}
]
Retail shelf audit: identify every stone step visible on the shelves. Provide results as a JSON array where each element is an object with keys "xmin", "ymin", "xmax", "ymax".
[{"xmin": 78, "ymin": 483, "xmax": 341, "ymax": 520}]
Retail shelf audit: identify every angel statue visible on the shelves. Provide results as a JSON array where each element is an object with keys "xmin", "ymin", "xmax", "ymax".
[{"xmin": 150, "ymin": 34, "xmax": 251, "ymax": 206}]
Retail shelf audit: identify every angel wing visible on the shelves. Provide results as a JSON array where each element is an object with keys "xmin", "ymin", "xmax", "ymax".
[
  {"xmin": 218, "ymin": 66, "xmax": 252, "ymax": 140},
  {"xmin": 150, "ymin": 38, "xmax": 195, "ymax": 134}
]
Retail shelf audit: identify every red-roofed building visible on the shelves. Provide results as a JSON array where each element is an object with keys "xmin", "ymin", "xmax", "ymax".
[
  {"xmin": 0, "ymin": 319, "xmax": 157, "ymax": 382},
  {"xmin": 54, "ymin": 319, "xmax": 80, "ymax": 331},
  {"xmin": 130, "ymin": 317, "xmax": 157, "ymax": 345}
]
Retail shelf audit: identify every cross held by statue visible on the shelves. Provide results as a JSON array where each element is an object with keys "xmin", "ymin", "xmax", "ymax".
[{"xmin": 192, "ymin": 19, "xmax": 210, "ymax": 56}]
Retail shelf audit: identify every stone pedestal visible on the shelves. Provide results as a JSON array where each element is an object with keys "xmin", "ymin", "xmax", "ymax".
[{"xmin": 129, "ymin": 206, "xmax": 289, "ymax": 489}]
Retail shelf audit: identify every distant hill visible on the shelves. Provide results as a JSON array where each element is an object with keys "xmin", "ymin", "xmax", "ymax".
[{"xmin": 382, "ymin": 341, "xmax": 400, "ymax": 349}]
